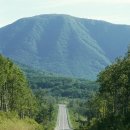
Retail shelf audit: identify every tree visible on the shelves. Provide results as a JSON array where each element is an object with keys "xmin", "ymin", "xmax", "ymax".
[
  {"xmin": 0, "ymin": 54, "xmax": 37, "ymax": 118},
  {"xmin": 84, "ymin": 47, "xmax": 130, "ymax": 130}
]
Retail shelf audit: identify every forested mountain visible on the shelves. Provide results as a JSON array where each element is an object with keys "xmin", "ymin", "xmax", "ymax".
[{"xmin": 0, "ymin": 14, "xmax": 130, "ymax": 79}]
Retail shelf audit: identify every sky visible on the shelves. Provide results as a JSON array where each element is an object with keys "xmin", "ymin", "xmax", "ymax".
[{"xmin": 0, "ymin": 0, "xmax": 130, "ymax": 27}]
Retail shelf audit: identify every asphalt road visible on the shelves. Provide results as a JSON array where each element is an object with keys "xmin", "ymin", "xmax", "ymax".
[{"xmin": 55, "ymin": 104, "xmax": 72, "ymax": 130}]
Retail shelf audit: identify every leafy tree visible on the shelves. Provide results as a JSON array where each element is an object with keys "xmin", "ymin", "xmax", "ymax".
[
  {"xmin": 85, "ymin": 48, "xmax": 130, "ymax": 129},
  {"xmin": 0, "ymin": 54, "xmax": 37, "ymax": 118}
]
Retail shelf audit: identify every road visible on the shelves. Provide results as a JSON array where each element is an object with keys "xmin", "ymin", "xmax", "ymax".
[{"xmin": 55, "ymin": 104, "xmax": 72, "ymax": 130}]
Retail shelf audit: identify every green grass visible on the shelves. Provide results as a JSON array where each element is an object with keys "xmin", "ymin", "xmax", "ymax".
[
  {"xmin": 42, "ymin": 104, "xmax": 59, "ymax": 130},
  {"xmin": 68, "ymin": 109, "xmax": 80, "ymax": 129},
  {"xmin": 0, "ymin": 112, "xmax": 43, "ymax": 130},
  {"xmin": 68, "ymin": 109, "xmax": 87, "ymax": 130},
  {"xmin": 67, "ymin": 108, "xmax": 73, "ymax": 129}
]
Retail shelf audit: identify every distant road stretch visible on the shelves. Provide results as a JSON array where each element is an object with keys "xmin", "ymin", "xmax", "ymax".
[{"xmin": 55, "ymin": 104, "xmax": 72, "ymax": 130}]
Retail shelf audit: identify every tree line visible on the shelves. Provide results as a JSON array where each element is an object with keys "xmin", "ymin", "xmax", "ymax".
[
  {"xmin": 70, "ymin": 48, "xmax": 130, "ymax": 130},
  {"xmin": 0, "ymin": 54, "xmax": 36, "ymax": 118},
  {"xmin": 0, "ymin": 54, "xmax": 57, "ymax": 130},
  {"xmin": 27, "ymin": 73, "xmax": 99, "ymax": 99}
]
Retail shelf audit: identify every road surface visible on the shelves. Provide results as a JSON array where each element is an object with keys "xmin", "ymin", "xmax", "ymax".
[{"xmin": 55, "ymin": 104, "xmax": 72, "ymax": 130}]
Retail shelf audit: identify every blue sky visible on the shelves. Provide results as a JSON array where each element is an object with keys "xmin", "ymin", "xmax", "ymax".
[{"xmin": 0, "ymin": 0, "xmax": 130, "ymax": 27}]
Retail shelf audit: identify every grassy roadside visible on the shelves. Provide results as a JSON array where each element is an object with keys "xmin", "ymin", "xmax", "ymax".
[
  {"xmin": 41, "ymin": 104, "xmax": 58, "ymax": 130},
  {"xmin": 68, "ymin": 109, "xmax": 79, "ymax": 130},
  {"xmin": 52, "ymin": 104, "xmax": 59, "ymax": 129},
  {"xmin": 67, "ymin": 107, "xmax": 73, "ymax": 129},
  {"xmin": 0, "ymin": 112, "xmax": 43, "ymax": 130},
  {"xmin": 0, "ymin": 104, "xmax": 59, "ymax": 130},
  {"xmin": 68, "ymin": 108, "xmax": 87, "ymax": 130}
]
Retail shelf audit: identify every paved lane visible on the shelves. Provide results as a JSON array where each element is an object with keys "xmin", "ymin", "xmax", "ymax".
[{"xmin": 55, "ymin": 104, "xmax": 72, "ymax": 130}]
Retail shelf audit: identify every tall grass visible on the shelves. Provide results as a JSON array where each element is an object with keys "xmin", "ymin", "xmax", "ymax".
[{"xmin": 0, "ymin": 112, "xmax": 42, "ymax": 130}]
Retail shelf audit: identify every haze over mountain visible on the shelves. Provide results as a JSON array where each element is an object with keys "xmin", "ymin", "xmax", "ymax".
[{"xmin": 0, "ymin": 14, "xmax": 130, "ymax": 79}]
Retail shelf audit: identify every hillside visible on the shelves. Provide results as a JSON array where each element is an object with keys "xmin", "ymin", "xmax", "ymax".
[
  {"xmin": 17, "ymin": 63, "xmax": 99, "ymax": 99},
  {"xmin": 0, "ymin": 14, "xmax": 130, "ymax": 79}
]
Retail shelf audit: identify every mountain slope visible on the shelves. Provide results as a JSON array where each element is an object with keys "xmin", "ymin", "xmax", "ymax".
[
  {"xmin": 0, "ymin": 14, "xmax": 130, "ymax": 79},
  {"xmin": 81, "ymin": 19, "xmax": 130, "ymax": 60}
]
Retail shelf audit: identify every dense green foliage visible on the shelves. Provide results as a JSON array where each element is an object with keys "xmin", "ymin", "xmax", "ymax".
[
  {"xmin": 16, "ymin": 62, "xmax": 99, "ymax": 99},
  {"xmin": 23, "ymin": 67, "xmax": 99, "ymax": 98},
  {"xmin": 0, "ymin": 54, "xmax": 36, "ymax": 118},
  {"xmin": 1, "ymin": 14, "xmax": 130, "ymax": 79},
  {"xmin": 69, "ymin": 49, "xmax": 130, "ymax": 130},
  {"xmin": 0, "ymin": 54, "xmax": 57, "ymax": 130},
  {"xmin": 34, "ymin": 89, "xmax": 58, "ymax": 130},
  {"xmin": 68, "ymin": 99, "xmax": 88, "ymax": 129}
]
